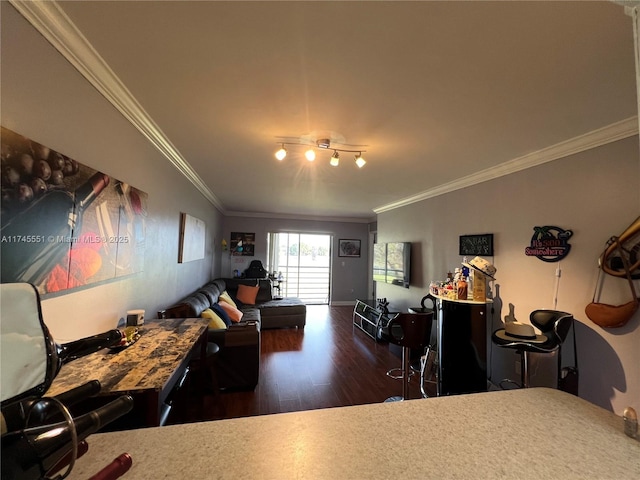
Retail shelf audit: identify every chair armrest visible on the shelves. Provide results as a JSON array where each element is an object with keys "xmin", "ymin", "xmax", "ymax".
[{"xmin": 207, "ymin": 322, "xmax": 259, "ymax": 347}]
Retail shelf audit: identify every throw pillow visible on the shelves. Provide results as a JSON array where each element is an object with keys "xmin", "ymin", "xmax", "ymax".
[
  {"xmin": 236, "ymin": 284, "xmax": 260, "ymax": 305},
  {"xmin": 211, "ymin": 303, "xmax": 232, "ymax": 327},
  {"xmin": 218, "ymin": 301, "xmax": 244, "ymax": 323},
  {"xmin": 219, "ymin": 290, "xmax": 238, "ymax": 309},
  {"xmin": 201, "ymin": 308, "xmax": 227, "ymax": 330}
]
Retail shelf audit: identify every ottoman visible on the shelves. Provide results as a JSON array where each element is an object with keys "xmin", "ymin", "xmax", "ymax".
[{"xmin": 259, "ymin": 298, "xmax": 306, "ymax": 329}]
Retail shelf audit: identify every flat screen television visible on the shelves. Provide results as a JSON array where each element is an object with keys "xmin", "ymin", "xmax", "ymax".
[{"xmin": 373, "ymin": 242, "xmax": 411, "ymax": 288}]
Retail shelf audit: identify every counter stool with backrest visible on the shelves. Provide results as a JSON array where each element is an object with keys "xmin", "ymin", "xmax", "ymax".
[
  {"xmin": 385, "ymin": 312, "xmax": 434, "ymax": 402},
  {"xmin": 492, "ymin": 310, "xmax": 574, "ymax": 389},
  {"xmin": 408, "ymin": 294, "xmax": 439, "ymax": 398}
]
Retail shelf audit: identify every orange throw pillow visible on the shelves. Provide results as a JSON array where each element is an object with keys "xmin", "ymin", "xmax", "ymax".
[
  {"xmin": 218, "ymin": 301, "xmax": 244, "ymax": 323},
  {"xmin": 237, "ymin": 284, "xmax": 260, "ymax": 305}
]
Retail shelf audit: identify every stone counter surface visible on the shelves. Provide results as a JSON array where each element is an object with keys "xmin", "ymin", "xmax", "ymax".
[
  {"xmin": 47, "ymin": 318, "xmax": 208, "ymax": 396},
  {"xmin": 66, "ymin": 388, "xmax": 638, "ymax": 479}
]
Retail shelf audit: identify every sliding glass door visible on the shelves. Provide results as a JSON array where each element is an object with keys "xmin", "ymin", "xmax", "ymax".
[{"xmin": 267, "ymin": 233, "xmax": 331, "ymax": 304}]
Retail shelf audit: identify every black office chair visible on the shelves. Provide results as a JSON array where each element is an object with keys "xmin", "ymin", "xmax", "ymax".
[
  {"xmin": 384, "ymin": 312, "xmax": 434, "ymax": 402},
  {"xmin": 492, "ymin": 310, "xmax": 574, "ymax": 389}
]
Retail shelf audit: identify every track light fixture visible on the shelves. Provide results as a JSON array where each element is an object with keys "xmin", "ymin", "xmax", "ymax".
[
  {"xmin": 274, "ymin": 138, "xmax": 367, "ymax": 168},
  {"xmin": 275, "ymin": 144, "xmax": 287, "ymax": 161}
]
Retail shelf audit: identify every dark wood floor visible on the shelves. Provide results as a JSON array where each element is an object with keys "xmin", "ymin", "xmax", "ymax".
[{"xmin": 175, "ymin": 305, "xmax": 430, "ymax": 424}]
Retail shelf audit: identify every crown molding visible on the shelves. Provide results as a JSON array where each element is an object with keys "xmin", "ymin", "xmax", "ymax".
[
  {"xmin": 9, "ymin": 0, "xmax": 225, "ymax": 212},
  {"xmin": 225, "ymin": 210, "xmax": 375, "ymax": 224},
  {"xmin": 374, "ymin": 116, "xmax": 639, "ymax": 214}
]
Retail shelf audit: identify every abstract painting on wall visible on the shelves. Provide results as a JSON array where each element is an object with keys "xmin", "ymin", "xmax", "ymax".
[
  {"xmin": 178, "ymin": 213, "xmax": 206, "ymax": 263},
  {"xmin": 1, "ymin": 126, "xmax": 148, "ymax": 295}
]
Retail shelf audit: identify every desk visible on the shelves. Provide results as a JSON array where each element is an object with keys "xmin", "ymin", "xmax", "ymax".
[
  {"xmin": 64, "ymin": 388, "xmax": 639, "ymax": 479},
  {"xmin": 46, "ymin": 318, "xmax": 209, "ymax": 427}
]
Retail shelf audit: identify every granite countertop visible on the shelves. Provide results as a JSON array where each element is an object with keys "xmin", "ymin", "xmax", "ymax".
[
  {"xmin": 46, "ymin": 318, "xmax": 209, "ymax": 396},
  {"xmin": 65, "ymin": 388, "xmax": 639, "ymax": 479}
]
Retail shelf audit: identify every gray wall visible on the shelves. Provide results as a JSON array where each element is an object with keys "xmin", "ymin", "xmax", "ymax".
[
  {"xmin": 222, "ymin": 216, "xmax": 370, "ymax": 303},
  {"xmin": 376, "ymin": 136, "xmax": 640, "ymax": 415},
  {"xmin": 1, "ymin": 4, "xmax": 224, "ymax": 341}
]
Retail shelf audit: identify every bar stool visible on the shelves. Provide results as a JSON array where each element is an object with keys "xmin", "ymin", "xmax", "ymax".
[
  {"xmin": 492, "ymin": 310, "xmax": 573, "ymax": 388},
  {"xmin": 384, "ymin": 312, "xmax": 434, "ymax": 402},
  {"xmin": 409, "ymin": 294, "xmax": 438, "ymax": 398}
]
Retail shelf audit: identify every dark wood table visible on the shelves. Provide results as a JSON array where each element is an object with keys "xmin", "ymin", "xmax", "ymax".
[{"xmin": 46, "ymin": 317, "xmax": 209, "ymax": 427}]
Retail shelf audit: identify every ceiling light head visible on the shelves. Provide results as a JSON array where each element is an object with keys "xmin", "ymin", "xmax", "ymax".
[
  {"xmin": 330, "ymin": 151, "xmax": 340, "ymax": 167},
  {"xmin": 316, "ymin": 138, "xmax": 331, "ymax": 149},
  {"xmin": 355, "ymin": 153, "xmax": 366, "ymax": 168},
  {"xmin": 275, "ymin": 144, "xmax": 287, "ymax": 161},
  {"xmin": 305, "ymin": 148, "xmax": 316, "ymax": 161}
]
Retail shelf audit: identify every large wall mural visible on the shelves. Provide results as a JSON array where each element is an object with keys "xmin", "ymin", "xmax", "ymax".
[{"xmin": 1, "ymin": 126, "xmax": 148, "ymax": 295}]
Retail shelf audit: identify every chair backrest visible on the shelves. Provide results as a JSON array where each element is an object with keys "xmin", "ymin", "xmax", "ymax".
[
  {"xmin": 1, "ymin": 283, "xmax": 54, "ymax": 405},
  {"xmin": 244, "ymin": 260, "xmax": 268, "ymax": 279},
  {"xmin": 530, "ymin": 310, "xmax": 573, "ymax": 346},
  {"xmin": 387, "ymin": 312, "xmax": 434, "ymax": 349}
]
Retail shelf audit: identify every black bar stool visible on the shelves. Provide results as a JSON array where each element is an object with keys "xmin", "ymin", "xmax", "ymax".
[
  {"xmin": 409, "ymin": 294, "xmax": 438, "ymax": 398},
  {"xmin": 492, "ymin": 310, "xmax": 573, "ymax": 389},
  {"xmin": 384, "ymin": 312, "xmax": 434, "ymax": 402}
]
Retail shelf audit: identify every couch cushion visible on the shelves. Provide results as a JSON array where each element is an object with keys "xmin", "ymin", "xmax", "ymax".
[
  {"xmin": 219, "ymin": 301, "xmax": 244, "ymax": 323},
  {"xmin": 198, "ymin": 283, "xmax": 221, "ymax": 305},
  {"xmin": 259, "ymin": 298, "xmax": 306, "ymax": 316},
  {"xmin": 238, "ymin": 307, "xmax": 261, "ymax": 325},
  {"xmin": 178, "ymin": 292, "xmax": 211, "ymax": 317},
  {"xmin": 219, "ymin": 291, "xmax": 238, "ymax": 309},
  {"xmin": 236, "ymin": 284, "xmax": 260, "ymax": 305},
  {"xmin": 201, "ymin": 308, "xmax": 227, "ymax": 329},
  {"xmin": 223, "ymin": 278, "xmax": 272, "ymax": 303},
  {"xmin": 211, "ymin": 303, "xmax": 232, "ymax": 327}
]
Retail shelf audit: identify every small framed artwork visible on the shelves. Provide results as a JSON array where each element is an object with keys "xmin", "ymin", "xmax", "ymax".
[
  {"xmin": 459, "ymin": 233, "xmax": 494, "ymax": 257},
  {"xmin": 179, "ymin": 213, "xmax": 206, "ymax": 263},
  {"xmin": 230, "ymin": 232, "xmax": 255, "ymax": 256},
  {"xmin": 339, "ymin": 239, "xmax": 361, "ymax": 257}
]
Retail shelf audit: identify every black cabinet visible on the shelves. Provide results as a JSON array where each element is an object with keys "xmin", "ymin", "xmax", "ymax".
[{"xmin": 435, "ymin": 296, "xmax": 489, "ymax": 395}]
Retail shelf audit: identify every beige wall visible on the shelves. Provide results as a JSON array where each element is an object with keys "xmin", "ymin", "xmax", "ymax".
[
  {"xmin": 376, "ymin": 136, "xmax": 640, "ymax": 415},
  {"xmin": 221, "ymin": 216, "xmax": 370, "ymax": 302},
  {"xmin": 1, "ymin": 4, "xmax": 223, "ymax": 342}
]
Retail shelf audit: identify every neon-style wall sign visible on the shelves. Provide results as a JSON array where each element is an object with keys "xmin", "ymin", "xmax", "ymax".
[{"xmin": 525, "ymin": 226, "xmax": 573, "ymax": 262}]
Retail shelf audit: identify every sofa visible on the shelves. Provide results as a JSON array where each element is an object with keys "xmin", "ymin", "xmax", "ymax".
[{"xmin": 158, "ymin": 278, "xmax": 306, "ymax": 390}]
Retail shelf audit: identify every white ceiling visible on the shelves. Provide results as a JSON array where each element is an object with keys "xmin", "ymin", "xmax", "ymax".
[{"xmin": 18, "ymin": 1, "xmax": 639, "ymax": 221}]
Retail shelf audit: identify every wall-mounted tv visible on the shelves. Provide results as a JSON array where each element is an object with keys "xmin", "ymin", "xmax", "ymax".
[{"xmin": 373, "ymin": 242, "xmax": 411, "ymax": 288}]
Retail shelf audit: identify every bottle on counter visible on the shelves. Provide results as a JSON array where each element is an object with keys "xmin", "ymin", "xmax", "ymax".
[{"xmin": 457, "ymin": 275, "xmax": 468, "ymax": 300}]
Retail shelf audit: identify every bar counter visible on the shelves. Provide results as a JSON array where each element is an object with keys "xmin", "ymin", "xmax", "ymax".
[{"xmin": 65, "ymin": 387, "xmax": 639, "ymax": 479}]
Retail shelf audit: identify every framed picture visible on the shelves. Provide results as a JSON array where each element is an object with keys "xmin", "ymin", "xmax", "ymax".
[
  {"xmin": 178, "ymin": 213, "xmax": 206, "ymax": 263},
  {"xmin": 230, "ymin": 232, "xmax": 255, "ymax": 256},
  {"xmin": 338, "ymin": 239, "xmax": 361, "ymax": 257},
  {"xmin": 459, "ymin": 234, "xmax": 494, "ymax": 256},
  {"xmin": 0, "ymin": 126, "xmax": 148, "ymax": 295}
]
